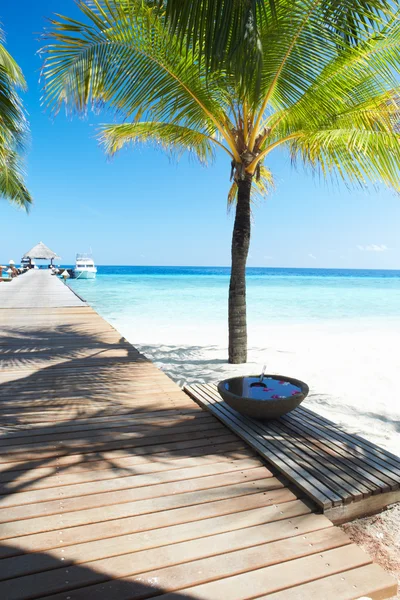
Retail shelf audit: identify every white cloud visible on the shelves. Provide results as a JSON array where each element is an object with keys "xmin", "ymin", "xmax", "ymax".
[
  {"xmin": 308, "ymin": 253, "xmax": 316, "ymax": 260},
  {"xmin": 357, "ymin": 244, "xmax": 388, "ymax": 252}
]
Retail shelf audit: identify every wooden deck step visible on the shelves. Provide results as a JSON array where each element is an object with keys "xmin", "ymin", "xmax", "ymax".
[{"xmin": 184, "ymin": 383, "xmax": 400, "ymax": 524}]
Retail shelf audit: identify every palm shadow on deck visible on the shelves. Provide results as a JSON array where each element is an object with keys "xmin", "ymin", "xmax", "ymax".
[
  {"xmin": 0, "ymin": 325, "xmax": 291, "ymax": 598},
  {"xmin": 0, "ymin": 542, "xmax": 199, "ymax": 600},
  {"xmin": 0, "ymin": 325, "xmax": 254, "ymax": 495}
]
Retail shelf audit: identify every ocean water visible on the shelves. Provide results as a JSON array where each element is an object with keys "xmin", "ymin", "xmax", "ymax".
[
  {"xmin": 69, "ymin": 266, "xmax": 400, "ymax": 453},
  {"xmin": 69, "ymin": 265, "xmax": 400, "ymax": 329}
]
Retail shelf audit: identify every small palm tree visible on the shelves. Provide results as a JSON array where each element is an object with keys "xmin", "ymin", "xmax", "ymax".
[
  {"xmin": 42, "ymin": 0, "xmax": 400, "ymax": 363},
  {"xmin": 0, "ymin": 29, "xmax": 31, "ymax": 209}
]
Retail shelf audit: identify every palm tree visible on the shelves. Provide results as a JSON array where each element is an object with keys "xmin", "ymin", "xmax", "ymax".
[
  {"xmin": 0, "ymin": 29, "xmax": 31, "ymax": 209},
  {"xmin": 42, "ymin": 0, "xmax": 400, "ymax": 363}
]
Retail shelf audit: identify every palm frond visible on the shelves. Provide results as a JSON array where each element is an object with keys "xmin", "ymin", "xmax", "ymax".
[
  {"xmin": 270, "ymin": 15, "xmax": 400, "ymax": 136},
  {"xmin": 290, "ymin": 126, "xmax": 400, "ymax": 191},
  {"xmin": 163, "ymin": 0, "xmax": 270, "ymax": 85},
  {"xmin": 0, "ymin": 29, "xmax": 31, "ymax": 209},
  {"xmin": 161, "ymin": 0, "xmax": 392, "ymax": 96},
  {"xmin": 41, "ymin": 0, "xmax": 238, "ymax": 155},
  {"xmin": 247, "ymin": 14, "xmax": 400, "ymax": 193},
  {"xmin": 100, "ymin": 121, "xmax": 219, "ymax": 163},
  {"xmin": 0, "ymin": 150, "xmax": 32, "ymax": 210}
]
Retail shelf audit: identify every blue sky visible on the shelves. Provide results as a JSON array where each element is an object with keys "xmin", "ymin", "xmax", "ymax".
[{"xmin": 1, "ymin": 0, "xmax": 399, "ymax": 268}]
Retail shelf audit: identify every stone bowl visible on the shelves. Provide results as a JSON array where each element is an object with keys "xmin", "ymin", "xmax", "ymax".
[{"xmin": 217, "ymin": 374, "xmax": 309, "ymax": 420}]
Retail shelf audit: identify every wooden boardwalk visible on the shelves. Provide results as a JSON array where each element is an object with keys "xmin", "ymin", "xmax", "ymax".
[{"xmin": 0, "ymin": 271, "xmax": 396, "ymax": 599}]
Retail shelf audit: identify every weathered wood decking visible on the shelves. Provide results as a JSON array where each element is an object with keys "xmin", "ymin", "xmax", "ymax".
[{"xmin": 0, "ymin": 270, "xmax": 396, "ymax": 599}]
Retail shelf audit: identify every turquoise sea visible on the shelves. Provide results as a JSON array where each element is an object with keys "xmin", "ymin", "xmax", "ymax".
[{"xmin": 69, "ymin": 266, "xmax": 400, "ymax": 327}]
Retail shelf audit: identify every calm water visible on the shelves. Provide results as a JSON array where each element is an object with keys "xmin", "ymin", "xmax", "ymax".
[{"xmin": 68, "ymin": 266, "xmax": 400, "ymax": 328}]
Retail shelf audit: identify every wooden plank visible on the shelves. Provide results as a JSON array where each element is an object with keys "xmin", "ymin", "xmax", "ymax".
[
  {"xmin": 0, "ymin": 454, "xmax": 258, "ymax": 493},
  {"xmin": 264, "ymin": 419, "xmax": 372, "ymax": 499},
  {"xmin": 0, "ymin": 435, "xmax": 244, "ymax": 475},
  {"xmin": 0, "ymin": 458, "xmax": 262, "ymax": 508},
  {"xmin": 0, "ymin": 444, "xmax": 252, "ymax": 486},
  {"xmin": 0, "ymin": 434, "xmax": 243, "ymax": 470},
  {"xmin": 261, "ymin": 564, "xmax": 398, "ymax": 600},
  {"xmin": 325, "ymin": 488, "xmax": 400, "ymax": 524},
  {"xmin": 130, "ymin": 545, "xmax": 372, "ymax": 600},
  {"xmin": 0, "ymin": 425, "xmax": 231, "ymax": 463},
  {"xmin": 204, "ymin": 383, "xmax": 400, "ymax": 486},
  {"xmin": 0, "ymin": 525, "xmax": 346, "ymax": 600},
  {"xmin": 223, "ymin": 408, "xmax": 386, "ymax": 501},
  {"xmin": 0, "ymin": 406, "xmax": 202, "ymax": 427},
  {"xmin": 0, "ymin": 414, "xmax": 217, "ymax": 447},
  {"xmin": 284, "ymin": 410, "xmax": 399, "ymax": 490},
  {"xmin": 203, "ymin": 393, "xmax": 361, "ymax": 502},
  {"xmin": 0, "ymin": 479, "xmax": 291, "ymax": 541},
  {"xmin": 0, "ymin": 467, "xmax": 271, "ymax": 523},
  {"xmin": 0, "ymin": 495, "xmax": 311, "ymax": 579},
  {"xmin": 204, "ymin": 382, "xmax": 400, "ymax": 475},
  {"xmin": 0, "ymin": 409, "xmax": 210, "ymax": 440},
  {"xmin": 10, "ymin": 519, "xmax": 333, "ymax": 600},
  {"xmin": 296, "ymin": 405, "xmax": 400, "ymax": 470}
]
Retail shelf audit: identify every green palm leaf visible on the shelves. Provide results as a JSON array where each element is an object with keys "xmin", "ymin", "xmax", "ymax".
[
  {"xmin": 0, "ymin": 150, "xmax": 31, "ymax": 210},
  {"xmin": 42, "ymin": 1, "xmax": 237, "ymax": 155},
  {"xmin": 0, "ymin": 30, "xmax": 31, "ymax": 209},
  {"xmin": 100, "ymin": 121, "xmax": 220, "ymax": 163},
  {"xmin": 162, "ymin": 0, "xmax": 393, "ymax": 96}
]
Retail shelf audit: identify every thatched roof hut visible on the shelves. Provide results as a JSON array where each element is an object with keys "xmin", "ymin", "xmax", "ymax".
[{"xmin": 22, "ymin": 242, "xmax": 60, "ymax": 263}]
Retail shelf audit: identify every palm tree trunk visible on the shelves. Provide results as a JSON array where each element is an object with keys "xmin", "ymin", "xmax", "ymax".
[{"xmin": 228, "ymin": 173, "xmax": 252, "ymax": 364}]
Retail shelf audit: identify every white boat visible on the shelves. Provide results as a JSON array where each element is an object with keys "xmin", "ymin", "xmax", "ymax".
[{"xmin": 74, "ymin": 253, "xmax": 97, "ymax": 279}]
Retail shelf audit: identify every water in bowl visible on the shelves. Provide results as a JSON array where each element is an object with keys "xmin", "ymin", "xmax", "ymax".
[{"xmin": 225, "ymin": 377, "xmax": 301, "ymax": 401}]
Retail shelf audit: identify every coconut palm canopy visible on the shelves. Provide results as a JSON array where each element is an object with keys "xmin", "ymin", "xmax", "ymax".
[{"xmin": 23, "ymin": 242, "xmax": 60, "ymax": 260}]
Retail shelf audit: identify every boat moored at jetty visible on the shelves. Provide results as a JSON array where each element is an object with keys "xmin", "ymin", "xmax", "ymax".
[{"xmin": 74, "ymin": 253, "xmax": 97, "ymax": 279}]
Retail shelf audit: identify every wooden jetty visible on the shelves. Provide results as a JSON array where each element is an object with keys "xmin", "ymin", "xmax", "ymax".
[{"xmin": 0, "ymin": 270, "xmax": 397, "ymax": 599}]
